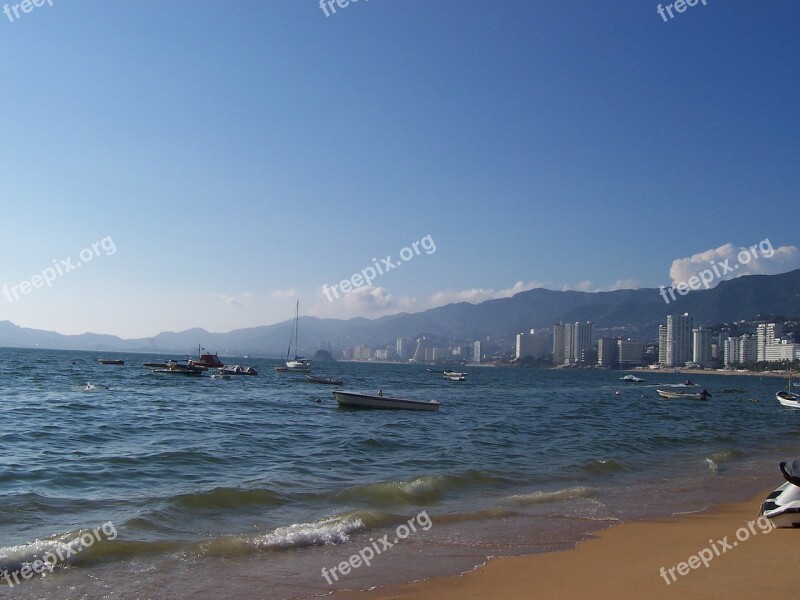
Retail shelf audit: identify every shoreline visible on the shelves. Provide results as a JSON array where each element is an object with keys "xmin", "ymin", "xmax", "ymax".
[{"xmin": 333, "ymin": 488, "xmax": 791, "ymax": 600}]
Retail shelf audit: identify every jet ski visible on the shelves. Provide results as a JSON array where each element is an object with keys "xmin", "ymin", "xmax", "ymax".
[{"xmin": 760, "ymin": 459, "xmax": 800, "ymax": 527}]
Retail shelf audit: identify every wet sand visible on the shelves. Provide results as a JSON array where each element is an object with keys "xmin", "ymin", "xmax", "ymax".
[{"xmin": 337, "ymin": 489, "xmax": 796, "ymax": 600}]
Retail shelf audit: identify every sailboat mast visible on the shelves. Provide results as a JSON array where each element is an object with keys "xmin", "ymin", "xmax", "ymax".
[{"xmin": 294, "ymin": 300, "xmax": 300, "ymax": 359}]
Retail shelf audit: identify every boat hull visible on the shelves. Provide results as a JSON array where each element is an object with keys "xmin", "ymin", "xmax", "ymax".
[
  {"xmin": 656, "ymin": 389, "xmax": 707, "ymax": 400},
  {"xmin": 777, "ymin": 391, "xmax": 800, "ymax": 408},
  {"xmin": 306, "ymin": 375, "xmax": 344, "ymax": 385},
  {"xmin": 333, "ymin": 391, "xmax": 439, "ymax": 411}
]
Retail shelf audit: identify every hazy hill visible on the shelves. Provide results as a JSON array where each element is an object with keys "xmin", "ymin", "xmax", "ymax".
[{"xmin": 1, "ymin": 269, "xmax": 798, "ymax": 355}]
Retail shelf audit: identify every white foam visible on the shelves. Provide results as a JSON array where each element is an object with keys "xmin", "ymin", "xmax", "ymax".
[{"xmin": 251, "ymin": 515, "xmax": 365, "ymax": 550}]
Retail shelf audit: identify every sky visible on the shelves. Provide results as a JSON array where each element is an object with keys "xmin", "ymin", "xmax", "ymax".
[{"xmin": 0, "ymin": 0, "xmax": 798, "ymax": 338}]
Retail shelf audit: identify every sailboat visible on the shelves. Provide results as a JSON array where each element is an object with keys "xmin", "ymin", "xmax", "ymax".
[{"xmin": 280, "ymin": 301, "xmax": 312, "ymax": 372}]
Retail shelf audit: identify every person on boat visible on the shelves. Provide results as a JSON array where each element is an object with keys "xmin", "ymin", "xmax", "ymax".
[
  {"xmin": 685, "ymin": 379, "xmax": 693, "ymax": 386},
  {"xmin": 378, "ymin": 390, "xmax": 383, "ymax": 397}
]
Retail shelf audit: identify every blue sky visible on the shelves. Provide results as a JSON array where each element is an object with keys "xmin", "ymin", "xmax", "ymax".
[{"xmin": 0, "ymin": 0, "xmax": 798, "ymax": 337}]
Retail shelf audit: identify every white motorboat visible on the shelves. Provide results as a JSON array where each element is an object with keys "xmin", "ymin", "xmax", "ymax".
[
  {"xmin": 332, "ymin": 390, "xmax": 439, "ymax": 411},
  {"xmin": 657, "ymin": 388, "xmax": 711, "ymax": 400},
  {"xmin": 444, "ymin": 375, "xmax": 465, "ymax": 381},
  {"xmin": 620, "ymin": 374, "xmax": 644, "ymax": 382},
  {"xmin": 761, "ymin": 460, "xmax": 800, "ymax": 527},
  {"xmin": 220, "ymin": 364, "xmax": 258, "ymax": 376},
  {"xmin": 443, "ymin": 371, "xmax": 467, "ymax": 377}
]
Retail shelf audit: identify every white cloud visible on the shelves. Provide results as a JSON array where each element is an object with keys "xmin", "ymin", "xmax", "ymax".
[
  {"xmin": 669, "ymin": 240, "xmax": 800, "ymax": 288},
  {"xmin": 309, "ymin": 285, "xmax": 418, "ymax": 319},
  {"xmin": 212, "ymin": 292, "xmax": 254, "ymax": 308},
  {"xmin": 271, "ymin": 288, "xmax": 298, "ymax": 301},
  {"xmin": 428, "ymin": 280, "xmax": 550, "ymax": 306}
]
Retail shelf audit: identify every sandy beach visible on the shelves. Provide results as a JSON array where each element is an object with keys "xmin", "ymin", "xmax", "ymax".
[{"xmin": 337, "ymin": 489, "xmax": 796, "ymax": 600}]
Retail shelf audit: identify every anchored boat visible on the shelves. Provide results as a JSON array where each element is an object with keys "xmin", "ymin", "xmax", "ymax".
[
  {"xmin": 656, "ymin": 388, "xmax": 711, "ymax": 400},
  {"xmin": 332, "ymin": 390, "xmax": 439, "ymax": 411}
]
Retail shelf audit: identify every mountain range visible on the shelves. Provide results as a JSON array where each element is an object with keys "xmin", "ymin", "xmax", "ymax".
[{"xmin": 1, "ymin": 269, "xmax": 799, "ymax": 356}]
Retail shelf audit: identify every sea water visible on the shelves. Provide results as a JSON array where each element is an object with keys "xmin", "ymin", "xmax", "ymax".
[{"xmin": 0, "ymin": 348, "xmax": 794, "ymax": 598}]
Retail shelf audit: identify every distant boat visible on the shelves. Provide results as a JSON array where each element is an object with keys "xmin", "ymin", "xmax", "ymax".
[
  {"xmin": 220, "ymin": 365, "xmax": 258, "ymax": 376},
  {"xmin": 190, "ymin": 345, "xmax": 224, "ymax": 369},
  {"xmin": 777, "ymin": 370, "xmax": 800, "ymax": 408},
  {"xmin": 443, "ymin": 371, "xmax": 467, "ymax": 377},
  {"xmin": 657, "ymin": 388, "xmax": 711, "ymax": 400},
  {"xmin": 210, "ymin": 371, "xmax": 230, "ymax": 380},
  {"xmin": 444, "ymin": 375, "xmax": 465, "ymax": 381},
  {"xmin": 333, "ymin": 390, "xmax": 439, "ymax": 411},
  {"xmin": 305, "ymin": 374, "xmax": 344, "ymax": 385},
  {"xmin": 153, "ymin": 360, "xmax": 203, "ymax": 376},
  {"xmin": 98, "ymin": 359, "xmax": 124, "ymax": 365},
  {"xmin": 620, "ymin": 374, "xmax": 644, "ymax": 382},
  {"xmin": 283, "ymin": 301, "xmax": 312, "ymax": 371}
]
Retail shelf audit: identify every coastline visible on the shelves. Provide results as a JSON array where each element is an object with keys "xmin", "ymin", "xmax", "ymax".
[{"xmin": 334, "ymin": 489, "xmax": 791, "ymax": 600}]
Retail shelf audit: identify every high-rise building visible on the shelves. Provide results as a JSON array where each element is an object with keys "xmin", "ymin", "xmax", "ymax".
[
  {"xmin": 741, "ymin": 335, "xmax": 757, "ymax": 364},
  {"xmin": 472, "ymin": 341, "xmax": 482, "ymax": 363},
  {"xmin": 569, "ymin": 322, "xmax": 593, "ymax": 364},
  {"xmin": 658, "ymin": 325, "xmax": 668, "ymax": 365},
  {"xmin": 724, "ymin": 335, "xmax": 757, "ymax": 366},
  {"xmin": 354, "ymin": 344, "xmax": 371, "ymax": 361},
  {"xmin": 692, "ymin": 327, "xmax": 712, "ymax": 366},
  {"xmin": 597, "ymin": 338, "xmax": 617, "ymax": 367},
  {"xmin": 665, "ymin": 313, "xmax": 693, "ymax": 367},
  {"xmin": 757, "ymin": 323, "xmax": 784, "ymax": 362},
  {"xmin": 618, "ymin": 339, "xmax": 644, "ymax": 367},
  {"xmin": 515, "ymin": 329, "xmax": 549, "ymax": 359},
  {"xmin": 396, "ymin": 337, "xmax": 409, "ymax": 360},
  {"xmin": 553, "ymin": 324, "xmax": 566, "ymax": 365}
]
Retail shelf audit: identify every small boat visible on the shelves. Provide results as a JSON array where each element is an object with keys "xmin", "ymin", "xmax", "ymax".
[
  {"xmin": 657, "ymin": 388, "xmax": 711, "ymax": 400},
  {"xmin": 777, "ymin": 370, "xmax": 800, "ymax": 408},
  {"xmin": 427, "ymin": 368, "xmax": 445, "ymax": 373},
  {"xmin": 98, "ymin": 359, "xmax": 124, "ymax": 365},
  {"xmin": 444, "ymin": 375, "xmax": 465, "ymax": 381},
  {"xmin": 305, "ymin": 374, "xmax": 344, "ymax": 385},
  {"xmin": 210, "ymin": 371, "xmax": 230, "ymax": 380},
  {"xmin": 443, "ymin": 371, "xmax": 467, "ymax": 377},
  {"xmin": 333, "ymin": 390, "xmax": 439, "ymax": 411},
  {"xmin": 153, "ymin": 361, "xmax": 203, "ymax": 376},
  {"xmin": 620, "ymin": 374, "xmax": 644, "ymax": 382},
  {"xmin": 761, "ymin": 460, "xmax": 800, "ymax": 527},
  {"xmin": 220, "ymin": 364, "xmax": 258, "ymax": 376},
  {"xmin": 190, "ymin": 346, "xmax": 224, "ymax": 369}
]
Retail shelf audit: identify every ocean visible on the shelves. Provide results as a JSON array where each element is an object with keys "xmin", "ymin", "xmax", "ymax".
[{"xmin": 0, "ymin": 348, "xmax": 795, "ymax": 599}]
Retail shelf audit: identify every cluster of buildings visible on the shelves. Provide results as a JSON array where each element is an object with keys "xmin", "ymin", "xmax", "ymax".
[
  {"xmin": 336, "ymin": 315, "xmax": 798, "ymax": 369},
  {"xmin": 509, "ymin": 322, "xmax": 646, "ymax": 368},
  {"xmin": 508, "ymin": 314, "xmax": 799, "ymax": 370},
  {"xmin": 654, "ymin": 313, "xmax": 799, "ymax": 368},
  {"xmin": 340, "ymin": 337, "xmax": 483, "ymax": 364}
]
